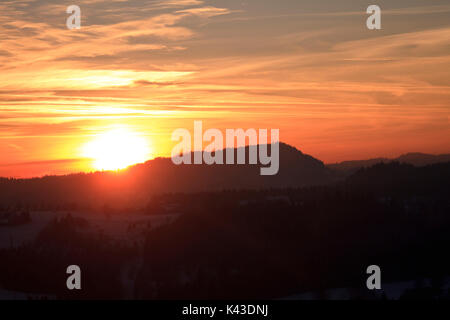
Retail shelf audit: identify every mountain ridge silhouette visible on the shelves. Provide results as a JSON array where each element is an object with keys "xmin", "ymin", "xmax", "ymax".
[
  {"xmin": 327, "ymin": 152, "xmax": 450, "ymax": 173},
  {"xmin": 0, "ymin": 142, "xmax": 449, "ymax": 208},
  {"xmin": 0, "ymin": 142, "xmax": 333, "ymax": 207}
]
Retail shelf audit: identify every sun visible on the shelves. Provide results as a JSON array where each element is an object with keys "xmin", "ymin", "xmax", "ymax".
[{"xmin": 82, "ymin": 128, "xmax": 151, "ymax": 171}]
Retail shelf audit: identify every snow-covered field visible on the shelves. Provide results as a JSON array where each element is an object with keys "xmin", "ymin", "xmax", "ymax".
[
  {"xmin": 283, "ymin": 277, "xmax": 450, "ymax": 300},
  {"xmin": 0, "ymin": 211, "xmax": 180, "ymax": 249}
]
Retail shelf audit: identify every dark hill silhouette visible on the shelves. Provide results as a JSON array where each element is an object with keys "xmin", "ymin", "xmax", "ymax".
[
  {"xmin": 327, "ymin": 152, "xmax": 450, "ymax": 174},
  {"xmin": 134, "ymin": 161, "xmax": 450, "ymax": 299},
  {"xmin": 345, "ymin": 161, "xmax": 450, "ymax": 195},
  {"xmin": 0, "ymin": 142, "xmax": 335, "ymax": 207},
  {"xmin": 396, "ymin": 153, "xmax": 450, "ymax": 166},
  {"xmin": 1, "ymin": 159, "xmax": 450, "ymax": 299}
]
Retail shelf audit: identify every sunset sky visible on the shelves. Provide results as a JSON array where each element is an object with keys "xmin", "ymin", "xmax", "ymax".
[{"xmin": 0, "ymin": 0, "xmax": 449, "ymax": 177}]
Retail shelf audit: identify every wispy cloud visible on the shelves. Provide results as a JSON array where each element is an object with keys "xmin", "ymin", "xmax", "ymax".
[{"xmin": 0, "ymin": 0, "xmax": 449, "ymax": 174}]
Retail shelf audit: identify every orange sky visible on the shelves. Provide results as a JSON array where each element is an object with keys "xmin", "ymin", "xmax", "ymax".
[{"xmin": 0, "ymin": 0, "xmax": 449, "ymax": 177}]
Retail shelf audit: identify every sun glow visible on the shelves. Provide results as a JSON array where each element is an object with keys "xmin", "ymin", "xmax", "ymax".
[{"xmin": 82, "ymin": 128, "xmax": 151, "ymax": 171}]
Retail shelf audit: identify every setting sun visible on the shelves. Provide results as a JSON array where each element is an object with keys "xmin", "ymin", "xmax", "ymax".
[{"xmin": 82, "ymin": 128, "xmax": 151, "ymax": 171}]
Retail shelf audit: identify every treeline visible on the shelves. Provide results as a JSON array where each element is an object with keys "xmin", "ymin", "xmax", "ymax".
[
  {"xmin": 134, "ymin": 162, "xmax": 450, "ymax": 299},
  {"xmin": 0, "ymin": 214, "xmax": 136, "ymax": 299},
  {"xmin": 0, "ymin": 162, "xmax": 449, "ymax": 299}
]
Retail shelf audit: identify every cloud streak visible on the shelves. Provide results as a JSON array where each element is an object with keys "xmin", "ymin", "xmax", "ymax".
[{"xmin": 0, "ymin": 0, "xmax": 449, "ymax": 175}]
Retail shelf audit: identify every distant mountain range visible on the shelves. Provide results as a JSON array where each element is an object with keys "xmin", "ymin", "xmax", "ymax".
[
  {"xmin": 0, "ymin": 143, "xmax": 448, "ymax": 208},
  {"xmin": 327, "ymin": 153, "xmax": 450, "ymax": 173}
]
